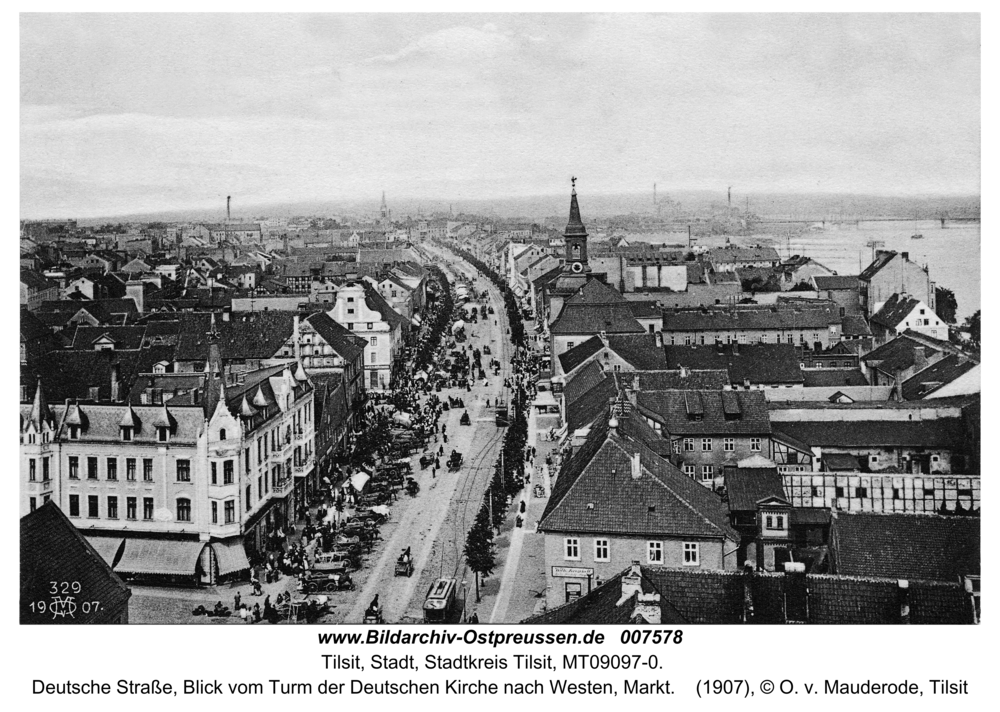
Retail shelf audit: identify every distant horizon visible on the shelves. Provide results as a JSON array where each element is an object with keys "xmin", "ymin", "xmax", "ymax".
[{"xmin": 22, "ymin": 187, "xmax": 982, "ymax": 224}]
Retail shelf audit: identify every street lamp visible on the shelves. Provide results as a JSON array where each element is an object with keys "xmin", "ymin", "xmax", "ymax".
[{"xmin": 462, "ymin": 580, "xmax": 468, "ymax": 623}]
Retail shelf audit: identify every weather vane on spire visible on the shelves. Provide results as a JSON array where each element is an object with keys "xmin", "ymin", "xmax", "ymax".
[{"xmin": 571, "ymin": 176, "xmax": 577, "ymax": 188}]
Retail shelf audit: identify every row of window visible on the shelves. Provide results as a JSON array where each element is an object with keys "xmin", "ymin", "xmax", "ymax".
[
  {"xmin": 669, "ymin": 333, "xmax": 825, "ymax": 346},
  {"xmin": 67, "ymin": 494, "xmax": 240, "ymax": 525},
  {"xmin": 26, "ymin": 457, "xmax": 50, "ymax": 482},
  {"xmin": 683, "ymin": 464, "xmax": 715, "ymax": 481},
  {"xmin": 564, "ymin": 538, "xmax": 700, "ymax": 566},
  {"xmin": 676, "ymin": 437, "xmax": 762, "ymax": 453},
  {"xmin": 67, "ymin": 456, "xmax": 157, "ymax": 482}
]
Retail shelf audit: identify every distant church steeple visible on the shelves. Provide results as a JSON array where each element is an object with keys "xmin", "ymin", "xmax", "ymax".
[
  {"xmin": 564, "ymin": 177, "xmax": 589, "ymax": 273},
  {"xmin": 380, "ymin": 192, "xmax": 389, "ymax": 221}
]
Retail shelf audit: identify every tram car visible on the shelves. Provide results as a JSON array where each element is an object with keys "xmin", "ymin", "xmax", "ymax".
[{"xmin": 422, "ymin": 577, "xmax": 458, "ymax": 623}]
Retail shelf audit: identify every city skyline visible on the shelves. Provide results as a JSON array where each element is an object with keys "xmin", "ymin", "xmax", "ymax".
[{"xmin": 22, "ymin": 13, "xmax": 980, "ymax": 219}]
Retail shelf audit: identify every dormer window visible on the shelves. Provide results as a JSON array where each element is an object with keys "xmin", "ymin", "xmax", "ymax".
[
  {"xmin": 68, "ymin": 425, "xmax": 80, "ymax": 440},
  {"xmin": 121, "ymin": 426, "xmax": 133, "ymax": 441},
  {"xmin": 157, "ymin": 426, "xmax": 170, "ymax": 443}
]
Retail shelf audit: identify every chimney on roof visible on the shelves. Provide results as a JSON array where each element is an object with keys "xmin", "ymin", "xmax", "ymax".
[
  {"xmin": 293, "ymin": 314, "xmax": 302, "ymax": 362},
  {"xmin": 631, "ymin": 452, "xmax": 642, "ymax": 479},
  {"xmin": 634, "ymin": 592, "xmax": 662, "ymax": 624},
  {"xmin": 679, "ymin": 365, "xmax": 690, "ymax": 378},
  {"xmin": 898, "ymin": 580, "xmax": 911, "ymax": 624},
  {"xmin": 782, "ymin": 562, "xmax": 809, "ymax": 623},
  {"xmin": 617, "ymin": 562, "xmax": 643, "ymax": 606},
  {"xmin": 901, "ymin": 251, "xmax": 909, "ymax": 261},
  {"xmin": 110, "ymin": 363, "xmax": 120, "ymax": 402}
]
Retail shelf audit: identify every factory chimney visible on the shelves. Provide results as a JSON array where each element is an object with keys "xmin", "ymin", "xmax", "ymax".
[{"xmin": 227, "ymin": 196, "xmax": 231, "ymax": 221}]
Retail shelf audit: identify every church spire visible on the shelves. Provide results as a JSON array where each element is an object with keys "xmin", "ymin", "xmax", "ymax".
[
  {"xmin": 563, "ymin": 177, "xmax": 590, "ymax": 272},
  {"xmin": 564, "ymin": 176, "xmax": 588, "ymax": 238}
]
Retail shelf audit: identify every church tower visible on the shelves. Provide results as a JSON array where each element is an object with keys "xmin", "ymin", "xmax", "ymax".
[{"xmin": 564, "ymin": 177, "xmax": 589, "ymax": 273}]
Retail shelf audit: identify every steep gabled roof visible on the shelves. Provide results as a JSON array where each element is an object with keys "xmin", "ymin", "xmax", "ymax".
[
  {"xmin": 540, "ymin": 412, "xmax": 737, "ymax": 540},
  {"xmin": 305, "ymin": 312, "xmax": 367, "ymax": 363},
  {"xmin": 551, "ymin": 303, "xmax": 645, "ymax": 335},
  {"xmin": 21, "ymin": 502, "xmax": 131, "ymax": 624},
  {"xmin": 558, "ymin": 336, "xmax": 603, "ymax": 374},
  {"xmin": 565, "ymin": 277, "xmax": 628, "ymax": 305},
  {"xmin": 870, "ymin": 293, "xmax": 924, "ymax": 330},
  {"xmin": 859, "ymin": 250, "xmax": 898, "ymax": 281},
  {"xmin": 725, "ymin": 467, "xmax": 786, "ymax": 512},
  {"xmin": 901, "ymin": 354, "xmax": 979, "ymax": 400}
]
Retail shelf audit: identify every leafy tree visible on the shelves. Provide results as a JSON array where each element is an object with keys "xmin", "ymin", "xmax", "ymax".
[
  {"xmin": 463, "ymin": 505, "xmax": 496, "ymax": 602},
  {"xmin": 964, "ymin": 310, "xmax": 980, "ymax": 349},
  {"xmin": 935, "ymin": 287, "xmax": 958, "ymax": 324},
  {"xmin": 789, "ymin": 281, "xmax": 814, "ymax": 292}
]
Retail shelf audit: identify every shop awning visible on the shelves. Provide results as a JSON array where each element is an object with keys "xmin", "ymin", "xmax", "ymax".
[
  {"xmin": 533, "ymin": 390, "xmax": 558, "ymax": 408},
  {"xmin": 350, "ymin": 472, "xmax": 370, "ymax": 492},
  {"xmin": 115, "ymin": 538, "xmax": 206, "ymax": 576},
  {"xmin": 212, "ymin": 539, "xmax": 251, "ymax": 577},
  {"xmin": 84, "ymin": 536, "xmax": 125, "ymax": 567}
]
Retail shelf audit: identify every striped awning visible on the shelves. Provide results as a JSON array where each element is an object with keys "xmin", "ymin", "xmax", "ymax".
[
  {"xmin": 84, "ymin": 536, "xmax": 125, "ymax": 567},
  {"xmin": 212, "ymin": 539, "xmax": 251, "ymax": 577},
  {"xmin": 115, "ymin": 538, "xmax": 206, "ymax": 576}
]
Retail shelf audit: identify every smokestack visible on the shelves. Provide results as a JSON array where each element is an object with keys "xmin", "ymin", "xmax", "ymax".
[
  {"xmin": 227, "ymin": 196, "xmax": 231, "ymax": 221},
  {"xmin": 783, "ymin": 561, "xmax": 808, "ymax": 622}
]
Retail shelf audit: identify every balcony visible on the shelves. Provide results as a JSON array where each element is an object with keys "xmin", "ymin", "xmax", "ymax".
[
  {"xmin": 272, "ymin": 477, "xmax": 294, "ymax": 496},
  {"xmin": 292, "ymin": 461, "xmax": 313, "ymax": 478}
]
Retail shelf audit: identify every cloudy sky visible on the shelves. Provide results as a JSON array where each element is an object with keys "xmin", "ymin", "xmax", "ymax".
[{"xmin": 21, "ymin": 13, "xmax": 979, "ymax": 219}]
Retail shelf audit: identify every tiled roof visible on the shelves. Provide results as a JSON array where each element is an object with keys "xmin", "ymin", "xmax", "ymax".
[
  {"xmin": 540, "ymin": 416, "xmax": 738, "ymax": 540},
  {"xmin": 705, "ymin": 246, "xmax": 781, "ymax": 264},
  {"xmin": 21, "ymin": 269, "xmax": 57, "ymax": 291},
  {"xmin": 860, "ymin": 250, "xmax": 905, "ymax": 281},
  {"xmin": 823, "ymin": 453, "xmax": 860, "ymax": 471},
  {"xmin": 901, "ymin": 354, "xmax": 978, "ymax": 400},
  {"xmin": 564, "ymin": 361, "xmax": 606, "ymax": 406},
  {"xmin": 565, "ymin": 277, "xmax": 628, "ymax": 305},
  {"xmin": 802, "ymin": 368, "xmax": 869, "ymax": 387},
  {"xmin": 862, "ymin": 331, "xmax": 960, "ymax": 372},
  {"xmin": 662, "ymin": 303, "xmax": 840, "ymax": 332},
  {"xmin": 21, "ymin": 502, "xmax": 131, "ymax": 624},
  {"xmin": 840, "ymin": 314, "xmax": 872, "ymax": 336},
  {"xmin": 638, "ymin": 389, "xmax": 772, "ymax": 436},
  {"xmin": 566, "ymin": 370, "xmax": 619, "ymax": 432},
  {"xmin": 870, "ymin": 293, "xmax": 923, "ymax": 330},
  {"xmin": 558, "ymin": 336, "xmax": 603, "ymax": 374},
  {"xmin": 626, "ymin": 300, "xmax": 662, "ymax": 319},
  {"xmin": 605, "ymin": 334, "xmax": 668, "ymax": 369},
  {"xmin": 832, "ymin": 512, "xmax": 980, "ymax": 581},
  {"xmin": 37, "ymin": 298, "xmax": 139, "ymax": 325},
  {"xmin": 551, "ymin": 303, "xmax": 645, "ymax": 335},
  {"xmin": 173, "ymin": 313, "xmax": 293, "ymax": 362},
  {"xmin": 524, "ymin": 564, "xmax": 975, "ymax": 624},
  {"xmin": 305, "ymin": 312, "xmax": 367, "ymax": 363},
  {"xmin": 664, "ymin": 344, "xmax": 804, "ymax": 385},
  {"xmin": 67, "ymin": 325, "xmax": 148, "ymax": 351},
  {"xmin": 774, "ymin": 419, "xmax": 965, "ymax": 449},
  {"xmin": 362, "ymin": 283, "xmax": 408, "ymax": 329},
  {"xmin": 725, "ymin": 467, "xmax": 786, "ymax": 512},
  {"xmin": 615, "ymin": 370, "xmax": 729, "ymax": 391},
  {"xmin": 813, "ymin": 275, "xmax": 859, "ymax": 290}
]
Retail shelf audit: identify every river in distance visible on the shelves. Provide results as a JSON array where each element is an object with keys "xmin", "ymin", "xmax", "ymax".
[{"xmin": 637, "ymin": 220, "xmax": 980, "ymax": 320}]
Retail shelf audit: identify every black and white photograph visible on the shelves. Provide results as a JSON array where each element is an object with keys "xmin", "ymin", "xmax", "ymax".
[{"xmin": 19, "ymin": 12, "xmax": 981, "ymax": 629}]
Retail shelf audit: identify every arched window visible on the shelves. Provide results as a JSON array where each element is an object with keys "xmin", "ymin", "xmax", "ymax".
[
  {"xmin": 177, "ymin": 498, "xmax": 191, "ymax": 522},
  {"xmin": 573, "ymin": 244, "xmax": 581, "ymax": 257},
  {"xmin": 219, "ymin": 428, "xmax": 227, "ymax": 441}
]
